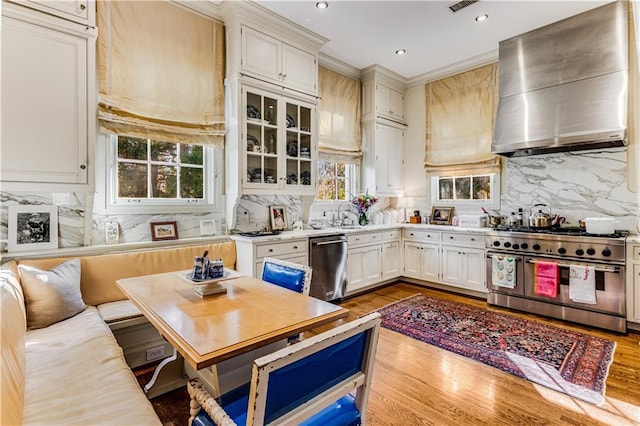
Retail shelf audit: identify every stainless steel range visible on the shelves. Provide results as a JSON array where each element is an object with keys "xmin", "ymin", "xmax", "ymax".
[{"xmin": 485, "ymin": 227, "xmax": 627, "ymax": 332}]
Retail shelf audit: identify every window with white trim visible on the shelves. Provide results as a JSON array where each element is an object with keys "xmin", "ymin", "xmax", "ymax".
[
  {"xmin": 430, "ymin": 173, "xmax": 500, "ymax": 209},
  {"xmin": 96, "ymin": 135, "xmax": 220, "ymax": 214},
  {"xmin": 316, "ymin": 160, "xmax": 358, "ymax": 201}
]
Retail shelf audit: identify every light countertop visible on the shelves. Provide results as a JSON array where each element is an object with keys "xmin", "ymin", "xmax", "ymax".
[{"xmin": 229, "ymin": 223, "xmax": 491, "ymax": 243}]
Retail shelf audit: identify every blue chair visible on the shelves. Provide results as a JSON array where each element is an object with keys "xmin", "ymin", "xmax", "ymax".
[
  {"xmin": 261, "ymin": 257, "xmax": 312, "ymax": 296},
  {"xmin": 188, "ymin": 312, "xmax": 381, "ymax": 426}
]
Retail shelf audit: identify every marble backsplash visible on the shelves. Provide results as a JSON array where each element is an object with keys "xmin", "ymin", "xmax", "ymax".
[
  {"xmin": 0, "ymin": 191, "xmax": 227, "ymax": 251},
  {"xmin": 232, "ymin": 195, "xmax": 304, "ymax": 232},
  {"xmin": 500, "ymin": 148, "xmax": 639, "ymax": 232}
]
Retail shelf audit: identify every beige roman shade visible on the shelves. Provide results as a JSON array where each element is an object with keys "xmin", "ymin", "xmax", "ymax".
[
  {"xmin": 318, "ymin": 66, "xmax": 362, "ymax": 163},
  {"xmin": 97, "ymin": 1, "xmax": 225, "ymax": 146},
  {"xmin": 424, "ymin": 63, "xmax": 501, "ymax": 176}
]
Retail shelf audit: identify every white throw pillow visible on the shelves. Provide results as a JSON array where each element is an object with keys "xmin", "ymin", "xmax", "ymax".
[{"xmin": 18, "ymin": 259, "xmax": 86, "ymax": 329}]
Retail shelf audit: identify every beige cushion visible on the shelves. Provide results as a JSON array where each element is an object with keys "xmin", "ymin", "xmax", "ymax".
[
  {"xmin": 23, "ymin": 307, "xmax": 160, "ymax": 425},
  {"xmin": 97, "ymin": 299, "xmax": 142, "ymax": 323},
  {"xmin": 1, "ymin": 261, "xmax": 26, "ymax": 426},
  {"xmin": 19, "ymin": 259, "xmax": 86, "ymax": 330},
  {"xmin": 20, "ymin": 241, "xmax": 237, "ymax": 306}
]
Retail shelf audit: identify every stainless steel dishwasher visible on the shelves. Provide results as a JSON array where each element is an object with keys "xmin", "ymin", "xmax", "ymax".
[{"xmin": 309, "ymin": 234, "xmax": 348, "ymax": 301}]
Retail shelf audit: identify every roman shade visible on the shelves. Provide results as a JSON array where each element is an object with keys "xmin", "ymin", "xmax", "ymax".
[
  {"xmin": 97, "ymin": 1, "xmax": 225, "ymax": 146},
  {"xmin": 424, "ymin": 63, "xmax": 501, "ymax": 176},
  {"xmin": 318, "ymin": 66, "xmax": 362, "ymax": 163}
]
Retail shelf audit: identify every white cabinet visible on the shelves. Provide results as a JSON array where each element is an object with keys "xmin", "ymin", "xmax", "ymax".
[
  {"xmin": 376, "ymin": 83, "xmax": 405, "ymax": 123},
  {"xmin": 1, "ymin": 3, "xmax": 96, "ymax": 191},
  {"xmin": 8, "ymin": 0, "xmax": 95, "ymax": 27},
  {"xmin": 347, "ymin": 231, "xmax": 383, "ymax": 293},
  {"xmin": 626, "ymin": 242, "xmax": 640, "ymax": 324},
  {"xmin": 234, "ymin": 237, "xmax": 308, "ymax": 278},
  {"xmin": 381, "ymin": 229, "xmax": 402, "ymax": 280},
  {"xmin": 241, "ymin": 25, "xmax": 317, "ymax": 95},
  {"xmin": 440, "ymin": 231, "xmax": 487, "ymax": 293},
  {"xmin": 373, "ymin": 122, "xmax": 404, "ymax": 196},
  {"xmin": 241, "ymin": 86, "xmax": 316, "ymax": 194},
  {"xmin": 402, "ymin": 229, "xmax": 440, "ymax": 281},
  {"xmin": 441, "ymin": 246, "xmax": 486, "ymax": 292}
]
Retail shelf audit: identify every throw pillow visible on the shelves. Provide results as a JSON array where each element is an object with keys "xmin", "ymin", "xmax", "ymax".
[{"xmin": 18, "ymin": 259, "xmax": 86, "ymax": 329}]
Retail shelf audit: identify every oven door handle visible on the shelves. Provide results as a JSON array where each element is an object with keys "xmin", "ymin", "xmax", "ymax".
[
  {"xmin": 525, "ymin": 260, "xmax": 620, "ymax": 273},
  {"xmin": 486, "ymin": 255, "xmax": 521, "ymax": 261}
]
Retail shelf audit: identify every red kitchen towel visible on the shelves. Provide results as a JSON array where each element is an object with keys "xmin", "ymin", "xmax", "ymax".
[{"xmin": 534, "ymin": 261, "xmax": 558, "ymax": 298}]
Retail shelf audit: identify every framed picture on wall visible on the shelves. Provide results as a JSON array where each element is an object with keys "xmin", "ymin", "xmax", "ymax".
[
  {"xmin": 269, "ymin": 205, "xmax": 288, "ymax": 231},
  {"xmin": 430, "ymin": 207, "xmax": 454, "ymax": 225},
  {"xmin": 7, "ymin": 205, "xmax": 59, "ymax": 252},
  {"xmin": 150, "ymin": 221, "xmax": 179, "ymax": 241}
]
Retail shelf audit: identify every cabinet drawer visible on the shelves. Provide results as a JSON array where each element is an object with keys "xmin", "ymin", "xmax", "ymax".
[
  {"xmin": 633, "ymin": 245, "xmax": 640, "ymax": 260},
  {"xmin": 256, "ymin": 240, "xmax": 307, "ymax": 258},
  {"xmin": 382, "ymin": 229, "xmax": 400, "ymax": 242},
  {"xmin": 403, "ymin": 229, "xmax": 440, "ymax": 242},
  {"xmin": 348, "ymin": 232, "xmax": 382, "ymax": 247},
  {"xmin": 441, "ymin": 232, "xmax": 484, "ymax": 247}
]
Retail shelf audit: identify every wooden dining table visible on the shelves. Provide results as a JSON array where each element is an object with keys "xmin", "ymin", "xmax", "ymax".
[{"xmin": 116, "ymin": 270, "xmax": 348, "ymax": 371}]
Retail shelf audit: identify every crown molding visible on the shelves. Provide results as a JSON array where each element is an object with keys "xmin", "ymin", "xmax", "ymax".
[
  {"xmin": 318, "ymin": 53, "xmax": 361, "ymax": 80},
  {"xmin": 171, "ymin": 0, "xmax": 224, "ymax": 21},
  {"xmin": 406, "ymin": 49, "xmax": 498, "ymax": 87}
]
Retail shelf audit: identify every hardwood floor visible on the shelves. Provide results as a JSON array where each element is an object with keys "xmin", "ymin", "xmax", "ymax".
[
  {"xmin": 146, "ymin": 282, "xmax": 640, "ymax": 425},
  {"xmin": 319, "ymin": 282, "xmax": 640, "ymax": 426}
]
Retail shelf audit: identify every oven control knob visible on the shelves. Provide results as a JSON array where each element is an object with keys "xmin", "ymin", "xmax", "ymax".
[
  {"xmin": 532, "ymin": 244, "xmax": 541, "ymax": 250},
  {"xmin": 602, "ymin": 248, "xmax": 612, "ymax": 257},
  {"xmin": 586, "ymin": 248, "xmax": 596, "ymax": 255},
  {"xmin": 520, "ymin": 243, "xmax": 528, "ymax": 249},
  {"xmin": 558, "ymin": 247, "xmax": 566, "ymax": 254},
  {"xmin": 493, "ymin": 241, "xmax": 501, "ymax": 247},
  {"xmin": 512, "ymin": 244, "xmax": 519, "ymax": 250},
  {"xmin": 575, "ymin": 249, "xmax": 584, "ymax": 256},
  {"xmin": 503, "ymin": 242, "xmax": 511, "ymax": 248}
]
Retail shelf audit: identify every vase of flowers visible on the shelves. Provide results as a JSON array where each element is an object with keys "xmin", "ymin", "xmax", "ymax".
[{"xmin": 351, "ymin": 192, "xmax": 378, "ymax": 226}]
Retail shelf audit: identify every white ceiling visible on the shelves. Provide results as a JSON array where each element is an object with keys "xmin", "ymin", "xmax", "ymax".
[{"xmin": 256, "ymin": 0, "xmax": 613, "ymax": 81}]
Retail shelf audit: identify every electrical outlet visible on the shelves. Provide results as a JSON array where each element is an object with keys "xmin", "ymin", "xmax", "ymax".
[
  {"xmin": 146, "ymin": 346, "xmax": 165, "ymax": 361},
  {"xmin": 249, "ymin": 212, "xmax": 256, "ymax": 222}
]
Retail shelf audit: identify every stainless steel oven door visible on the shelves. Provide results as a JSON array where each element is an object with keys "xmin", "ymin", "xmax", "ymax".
[
  {"xmin": 523, "ymin": 256, "xmax": 626, "ymax": 316},
  {"xmin": 486, "ymin": 252, "xmax": 525, "ymax": 296}
]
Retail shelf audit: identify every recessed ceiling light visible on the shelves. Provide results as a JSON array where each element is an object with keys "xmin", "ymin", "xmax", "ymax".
[
  {"xmin": 475, "ymin": 14, "xmax": 488, "ymax": 22},
  {"xmin": 316, "ymin": 1, "xmax": 328, "ymax": 9},
  {"xmin": 395, "ymin": 49, "xmax": 406, "ymax": 56}
]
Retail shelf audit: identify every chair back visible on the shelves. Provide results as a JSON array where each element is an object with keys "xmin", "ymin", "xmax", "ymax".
[
  {"xmin": 261, "ymin": 257, "xmax": 312, "ymax": 295},
  {"xmin": 248, "ymin": 312, "xmax": 381, "ymax": 425}
]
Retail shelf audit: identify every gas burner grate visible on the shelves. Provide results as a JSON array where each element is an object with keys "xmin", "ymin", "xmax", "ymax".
[{"xmin": 492, "ymin": 226, "xmax": 628, "ymax": 238}]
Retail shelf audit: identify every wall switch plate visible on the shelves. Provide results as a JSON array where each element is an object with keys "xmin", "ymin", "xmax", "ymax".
[
  {"xmin": 199, "ymin": 220, "xmax": 217, "ymax": 236},
  {"xmin": 146, "ymin": 346, "xmax": 165, "ymax": 361}
]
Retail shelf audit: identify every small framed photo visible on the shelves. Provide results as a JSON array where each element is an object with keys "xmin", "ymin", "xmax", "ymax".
[
  {"xmin": 105, "ymin": 221, "xmax": 120, "ymax": 244},
  {"xmin": 150, "ymin": 221, "xmax": 179, "ymax": 241},
  {"xmin": 7, "ymin": 205, "xmax": 58, "ymax": 252},
  {"xmin": 430, "ymin": 206, "xmax": 454, "ymax": 225},
  {"xmin": 269, "ymin": 205, "xmax": 288, "ymax": 231},
  {"xmin": 199, "ymin": 219, "xmax": 217, "ymax": 236}
]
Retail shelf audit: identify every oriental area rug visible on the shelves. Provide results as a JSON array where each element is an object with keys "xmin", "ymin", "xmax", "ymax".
[{"xmin": 376, "ymin": 294, "xmax": 616, "ymax": 405}]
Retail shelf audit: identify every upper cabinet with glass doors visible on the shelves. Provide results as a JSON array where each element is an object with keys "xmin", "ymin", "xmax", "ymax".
[{"xmin": 243, "ymin": 88, "xmax": 316, "ymax": 194}]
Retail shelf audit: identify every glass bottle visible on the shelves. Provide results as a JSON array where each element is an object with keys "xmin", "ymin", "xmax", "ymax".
[{"xmin": 517, "ymin": 208, "xmax": 524, "ymax": 226}]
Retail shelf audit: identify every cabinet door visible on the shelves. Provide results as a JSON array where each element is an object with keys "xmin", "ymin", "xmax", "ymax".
[
  {"xmin": 347, "ymin": 248, "xmax": 366, "ymax": 291},
  {"xmin": 363, "ymin": 246, "xmax": 382, "ymax": 284},
  {"xmin": 441, "ymin": 246, "xmax": 463, "ymax": 286},
  {"xmin": 281, "ymin": 43, "xmax": 316, "ymax": 95},
  {"xmin": 244, "ymin": 89, "xmax": 280, "ymax": 190},
  {"xmin": 12, "ymin": 0, "xmax": 94, "ymax": 26},
  {"xmin": 376, "ymin": 83, "xmax": 405, "ymax": 122},
  {"xmin": 382, "ymin": 241, "xmax": 401, "ymax": 280},
  {"xmin": 403, "ymin": 242, "xmax": 422, "ymax": 278},
  {"xmin": 462, "ymin": 248, "xmax": 486, "ymax": 292},
  {"xmin": 374, "ymin": 124, "xmax": 390, "ymax": 194},
  {"xmin": 420, "ymin": 244, "xmax": 440, "ymax": 282},
  {"xmin": 629, "ymin": 264, "xmax": 640, "ymax": 323},
  {"xmin": 386, "ymin": 126, "xmax": 404, "ymax": 193},
  {"xmin": 388, "ymin": 88, "xmax": 405, "ymax": 122},
  {"xmin": 241, "ymin": 26, "xmax": 281, "ymax": 84},
  {"xmin": 284, "ymin": 101, "xmax": 316, "ymax": 193},
  {"xmin": 2, "ymin": 16, "xmax": 88, "ymax": 185}
]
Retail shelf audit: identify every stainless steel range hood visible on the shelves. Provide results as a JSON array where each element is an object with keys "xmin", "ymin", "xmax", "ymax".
[{"xmin": 492, "ymin": 1, "xmax": 629, "ymax": 157}]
